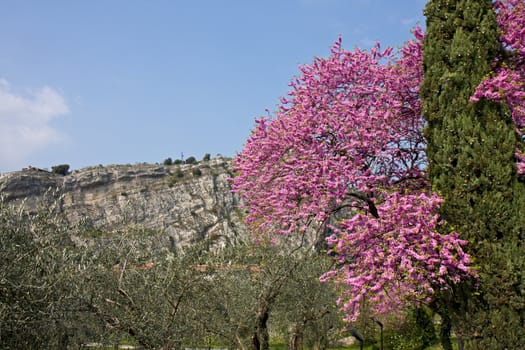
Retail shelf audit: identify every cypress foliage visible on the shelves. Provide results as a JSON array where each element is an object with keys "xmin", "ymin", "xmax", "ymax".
[{"xmin": 421, "ymin": 0, "xmax": 525, "ymax": 348}]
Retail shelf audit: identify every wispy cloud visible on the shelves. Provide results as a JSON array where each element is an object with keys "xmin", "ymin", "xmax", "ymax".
[
  {"xmin": 0, "ymin": 79, "xmax": 69, "ymax": 171},
  {"xmin": 401, "ymin": 17, "xmax": 417, "ymax": 26}
]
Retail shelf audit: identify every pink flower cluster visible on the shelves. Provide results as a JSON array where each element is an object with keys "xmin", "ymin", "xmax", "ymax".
[
  {"xmin": 232, "ymin": 27, "xmax": 476, "ymax": 320},
  {"xmin": 233, "ymin": 0, "xmax": 525, "ymax": 320},
  {"xmin": 320, "ymin": 192, "xmax": 470, "ymax": 321},
  {"xmin": 472, "ymin": 0, "xmax": 525, "ymax": 173},
  {"xmin": 234, "ymin": 29, "xmax": 426, "ymax": 234}
]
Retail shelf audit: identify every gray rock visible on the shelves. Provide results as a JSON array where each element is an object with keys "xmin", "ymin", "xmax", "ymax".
[{"xmin": 0, "ymin": 157, "xmax": 246, "ymax": 248}]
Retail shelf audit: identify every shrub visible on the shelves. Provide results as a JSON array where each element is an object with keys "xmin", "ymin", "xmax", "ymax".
[
  {"xmin": 166, "ymin": 176, "xmax": 176, "ymax": 187},
  {"xmin": 163, "ymin": 157, "xmax": 173, "ymax": 166},
  {"xmin": 185, "ymin": 156, "xmax": 197, "ymax": 165},
  {"xmin": 192, "ymin": 168, "xmax": 202, "ymax": 177},
  {"xmin": 202, "ymin": 153, "xmax": 211, "ymax": 162},
  {"xmin": 51, "ymin": 164, "xmax": 70, "ymax": 176},
  {"xmin": 383, "ymin": 307, "xmax": 437, "ymax": 350}
]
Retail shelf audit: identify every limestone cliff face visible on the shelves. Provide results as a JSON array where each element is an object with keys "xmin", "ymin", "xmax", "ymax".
[{"xmin": 0, "ymin": 156, "xmax": 246, "ymax": 247}]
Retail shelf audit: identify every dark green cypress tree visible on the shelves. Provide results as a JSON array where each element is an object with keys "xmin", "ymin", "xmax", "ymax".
[{"xmin": 421, "ymin": 0, "xmax": 525, "ymax": 348}]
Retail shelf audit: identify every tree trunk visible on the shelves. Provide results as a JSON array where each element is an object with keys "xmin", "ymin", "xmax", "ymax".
[
  {"xmin": 289, "ymin": 324, "xmax": 304, "ymax": 350},
  {"xmin": 439, "ymin": 313, "xmax": 453, "ymax": 350},
  {"xmin": 457, "ymin": 336, "xmax": 464, "ymax": 350},
  {"xmin": 256, "ymin": 306, "xmax": 270, "ymax": 350},
  {"xmin": 250, "ymin": 300, "xmax": 270, "ymax": 350},
  {"xmin": 313, "ymin": 335, "xmax": 327, "ymax": 350},
  {"xmin": 251, "ymin": 333, "xmax": 260, "ymax": 350}
]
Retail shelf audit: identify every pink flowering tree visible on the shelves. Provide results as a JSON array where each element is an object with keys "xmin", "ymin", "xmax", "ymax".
[
  {"xmin": 232, "ymin": 27, "xmax": 475, "ymax": 322},
  {"xmin": 472, "ymin": 0, "xmax": 525, "ymax": 173}
]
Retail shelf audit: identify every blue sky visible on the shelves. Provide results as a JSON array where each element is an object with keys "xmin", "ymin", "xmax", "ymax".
[{"xmin": 0, "ymin": 0, "xmax": 426, "ymax": 173}]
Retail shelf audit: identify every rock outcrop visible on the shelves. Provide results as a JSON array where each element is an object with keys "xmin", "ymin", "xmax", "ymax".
[{"xmin": 0, "ymin": 156, "xmax": 246, "ymax": 247}]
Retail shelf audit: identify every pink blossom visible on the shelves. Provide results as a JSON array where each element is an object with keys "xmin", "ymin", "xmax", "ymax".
[{"xmin": 231, "ymin": 25, "xmax": 478, "ymax": 321}]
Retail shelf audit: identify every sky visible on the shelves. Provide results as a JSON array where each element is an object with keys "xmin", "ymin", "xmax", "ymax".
[{"xmin": 0, "ymin": 0, "xmax": 426, "ymax": 173}]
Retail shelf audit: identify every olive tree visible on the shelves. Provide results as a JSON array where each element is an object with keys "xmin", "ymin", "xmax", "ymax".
[{"xmin": 0, "ymin": 194, "xmax": 95, "ymax": 349}]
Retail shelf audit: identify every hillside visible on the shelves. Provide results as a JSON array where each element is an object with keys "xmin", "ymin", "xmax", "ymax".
[{"xmin": 0, "ymin": 156, "xmax": 246, "ymax": 247}]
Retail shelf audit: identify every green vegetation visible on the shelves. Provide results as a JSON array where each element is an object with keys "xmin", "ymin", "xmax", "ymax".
[
  {"xmin": 166, "ymin": 175, "xmax": 177, "ymax": 187},
  {"xmin": 192, "ymin": 167, "xmax": 202, "ymax": 177},
  {"xmin": 185, "ymin": 156, "xmax": 197, "ymax": 164},
  {"xmin": 0, "ymin": 196, "xmax": 96, "ymax": 348},
  {"xmin": 422, "ymin": 0, "xmax": 525, "ymax": 347},
  {"xmin": 51, "ymin": 163, "xmax": 70, "ymax": 175},
  {"xmin": 0, "ymin": 191, "xmax": 476, "ymax": 350},
  {"xmin": 0, "ymin": 195, "xmax": 346, "ymax": 349},
  {"xmin": 380, "ymin": 307, "xmax": 437, "ymax": 350},
  {"xmin": 6, "ymin": 2, "xmax": 524, "ymax": 346}
]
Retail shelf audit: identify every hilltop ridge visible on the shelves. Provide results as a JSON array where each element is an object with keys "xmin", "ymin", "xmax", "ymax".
[{"xmin": 0, "ymin": 156, "xmax": 246, "ymax": 247}]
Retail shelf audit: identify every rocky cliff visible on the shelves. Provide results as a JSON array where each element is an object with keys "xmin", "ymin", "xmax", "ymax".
[{"xmin": 0, "ymin": 156, "xmax": 246, "ymax": 248}]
